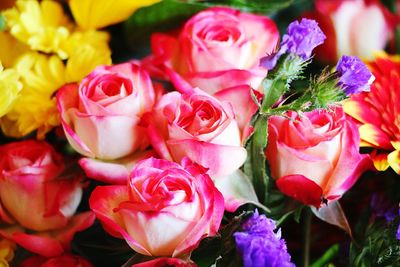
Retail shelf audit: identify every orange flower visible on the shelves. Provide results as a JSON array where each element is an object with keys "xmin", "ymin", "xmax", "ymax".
[{"xmin": 344, "ymin": 54, "xmax": 400, "ymax": 173}]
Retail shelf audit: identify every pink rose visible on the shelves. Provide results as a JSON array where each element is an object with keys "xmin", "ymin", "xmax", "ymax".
[
  {"xmin": 265, "ymin": 108, "xmax": 371, "ymax": 207},
  {"xmin": 304, "ymin": 0, "xmax": 393, "ymax": 63},
  {"xmin": 89, "ymin": 157, "xmax": 224, "ymax": 257},
  {"xmin": 18, "ymin": 254, "xmax": 92, "ymax": 267},
  {"xmin": 56, "ymin": 63, "xmax": 156, "ymax": 160},
  {"xmin": 142, "ymin": 7, "xmax": 279, "ymax": 94},
  {"xmin": 0, "ymin": 140, "xmax": 94, "ymax": 257},
  {"xmin": 144, "ymin": 91, "xmax": 247, "ymax": 178}
]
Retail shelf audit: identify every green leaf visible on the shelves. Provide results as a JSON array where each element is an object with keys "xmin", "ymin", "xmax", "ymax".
[
  {"xmin": 349, "ymin": 216, "xmax": 400, "ymax": 267},
  {"xmin": 124, "ymin": 0, "xmax": 294, "ymax": 56},
  {"xmin": 191, "ymin": 212, "xmax": 251, "ymax": 267},
  {"xmin": 310, "ymin": 244, "xmax": 340, "ymax": 267},
  {"xmin": 126, "ymin": 0, "xmax": 205, "ymax": 29},
  {"xmin": 260, "ymin": 78, "xmax": 287, "ymax": 110},
  {"xmin": 126, "ymin": 0, "xmax": 294, "ymax": 32},
  {"xmin": 196, "ymin": 0, "xmax": 294, "ymax": 14},
  {"xmin": 246, "ymin": 114, "xmax": 270, "ymax": 203},
  {"xmin": 124, "ymin": 0, "xmax": 205, "ymax": 55},
  {"xmin": 293, "ymin": 205, "xmax": 304, "ymax": 223},
  {"xmin": 381, "ymin": 0, "xmax": 397, "ymax": 12}
]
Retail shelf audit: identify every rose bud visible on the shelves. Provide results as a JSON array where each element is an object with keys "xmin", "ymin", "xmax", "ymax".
[
  {"xmin": 265, "ymin": 107, "xmax": 371, "ymax": 208},
  {"xmin": 0, "ymin": 140, "xmax": 94, "ymax": 257},
  {"xmin": 89, "ymin": 157, "xmax": 224, "ymax": 257},
  {"xmin": 141, "ymin": 7, "xmax": 279, "ymax": 95}
]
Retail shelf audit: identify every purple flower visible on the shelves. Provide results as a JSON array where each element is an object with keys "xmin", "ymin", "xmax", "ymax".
[
  {"xmin": 282, "ymin": 18, "xmax": 326, "ymax": 60},
  {"xmin": 370, "ymin": 193, "xmax": 397, "ymax": 223},
  {"xmin": 336, "ymin": 55, "xmax": 373, "ymax": 95},
  {"xmin": 260, "ymin": 18, "xmax": 325, "ymax": 70},
  {"xmin": 234, "ymin": 211, "xmax": 295, "ymax": 267}
]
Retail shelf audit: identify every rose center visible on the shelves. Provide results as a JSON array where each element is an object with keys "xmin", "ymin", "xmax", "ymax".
[{"xmin": 178, "ymin": 100, "xmax": 222, "ymax": 135}]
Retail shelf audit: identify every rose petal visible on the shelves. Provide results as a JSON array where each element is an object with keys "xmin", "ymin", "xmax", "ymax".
[
  {"xmin": 167, "ymin": 139, "xmax": 247, "ymax": 178},
  {"xmin": 276, "ymin": 174, "xmax": 323, "ymax": 208},
  {"xmin": 79, "ymin": 150, "xmax": 156, "ymax": 184},
  {"xmin": 214, "ymin": 170, "xmax": 262, "ymax": 212}
]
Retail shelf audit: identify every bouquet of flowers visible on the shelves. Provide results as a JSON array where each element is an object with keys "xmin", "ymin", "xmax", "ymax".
[{"xmin": 0, "ymin": 0, "xmax": 399, "ymax": 266}]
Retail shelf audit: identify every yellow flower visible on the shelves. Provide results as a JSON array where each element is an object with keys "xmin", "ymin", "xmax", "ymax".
[
  {"xmin": 69, "ymin": 0, "xmax": 160, "ymax": 29},
  {"xmin": 0, "ymin": 239, "xmax": 15, "ymax": 267},
  {"xmin": 0, "ymin": 32, "xmax": 28, "ymax": 68},
  {"xmin": 1, "ymin": 52, "xmax": 65, "ymax": 138},
  {"xmin": 0, "ymin": 63, "xmax": 22, "ymax": 117},
  {"xmin": 62, "ymin": 30, "xmax": 112, "ymax": 82},
  {"xmin": 3, "ymin": 0, "xmax": 72, "ymax": 59}
]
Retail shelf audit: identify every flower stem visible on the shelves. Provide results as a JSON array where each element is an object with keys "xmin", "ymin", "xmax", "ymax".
[{"xmin": 303, "ymin": 208, "xmax": 312, "ymax": 267}]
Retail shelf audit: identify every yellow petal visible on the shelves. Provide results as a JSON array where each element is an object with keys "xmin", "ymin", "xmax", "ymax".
[
  {"xmin": 343, "ymin": 99, "xmax": 381, "ymax": 125},
  {"xmin": 391, "ymin": 141, "xmax": 400, "ymax": 151},
  {"xmin": 3, "ymin": 0, "xmax": 72, "ymax": 58},
  {"xmin": 0, "ymin": 239, "xmax": 15, "ymax": 264},
  {"xmin": 0, "ymin": 67, "xmax": 22, "ymax": 117},
  {"xmin": 66, "ymin": 44, "xmax": 111, "ymax": 82},
  {"xmin": 1, "ymin": 52, "xmax": 65, "ymax": 138},
  {"xmin": 359, "ymin": 123, "xmax": 392, "ymax": 149},
  {"xmin": 387, "ymin": 150, "xmax": 400, "ymax": 174},
  {"xmin": 69, "ymin": 0, "xmax": 160, "ymax": 29},
  {"xmin": 0, "ymin": 32, "xmax": 28, "ymax": 68},
  {"xmin": 370, "ymin": 151, "xmax": 390, "ymax": 171}
]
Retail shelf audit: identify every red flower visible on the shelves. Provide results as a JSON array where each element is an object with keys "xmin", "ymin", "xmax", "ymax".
[
  {"xmin": 344, "ymin": 54, "xmax": 400, "ymax": 173},
  {"xmin": 0, "ymin": 140, "xmax": 94, "ymax": 257}
]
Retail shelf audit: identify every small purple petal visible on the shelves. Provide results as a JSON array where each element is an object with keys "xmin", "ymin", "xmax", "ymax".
[
  {"xmin": 260, "ymin": 52, "xmax": 280, "ymax": 70},
  {"xmin": 234, "ymin": 211, "xmax": 295, "ymax": 267},
  {"xmin": 336, "ymin": 55, "xmax": 373, "ymax": 95}
]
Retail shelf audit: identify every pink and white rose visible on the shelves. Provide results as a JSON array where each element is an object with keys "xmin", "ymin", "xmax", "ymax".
[
  {"xmin": 144, "ymin": 90, "xmax": 247, "ymax": 178},
  {"xmin": 265, "ymin": 107, "xmax": 371, "ymax": 208},
  {"xmin": 56, "ymin": 63, "xmax": 156, "ymax": 160},
  {"xmin": 89, "ymin": 157, "xmax": 224, "ymax": 257},
  {"xmin": 142, "ymin": 7, "xmax": 279, "ymax": 95},
  {"xmin": 304, "ymin": 0, "xmax": 393, "ymax": 63},
  {"xmin": 0, "ymin": 140, "xmax": 94, "ymax": 257}
]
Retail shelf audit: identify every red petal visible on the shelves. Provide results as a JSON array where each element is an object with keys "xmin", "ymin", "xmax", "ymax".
[{"xmin": 276, "ymin": 174, "xmax": 323, "ymax": 208}]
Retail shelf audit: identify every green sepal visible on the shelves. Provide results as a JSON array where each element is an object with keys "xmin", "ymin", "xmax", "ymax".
[{"xmin": 260, "ymin": 55, "xmax": 309, "ymax": 113}]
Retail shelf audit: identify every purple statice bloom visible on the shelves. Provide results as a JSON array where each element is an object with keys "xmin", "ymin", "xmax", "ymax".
[
  {"xmin": 336, "ymin": 55, "xmax": 373, "ymax": 95},
  {"xmin": 260, "ymin": 18, "xmax": 326, "ymax": 70},
  {"xmin": 234, "ymin": 211, "xmax": 295, "ymax": 267},
  {"xmin": 370, "ymin": 193, "xmax": 397, "ymax": 223}
]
